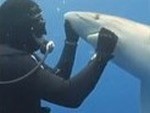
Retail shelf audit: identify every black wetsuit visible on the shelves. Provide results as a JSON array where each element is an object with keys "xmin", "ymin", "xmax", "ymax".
[{"xmin": 0, "ymin": 43, "xmax": 109, "ymax": 113}]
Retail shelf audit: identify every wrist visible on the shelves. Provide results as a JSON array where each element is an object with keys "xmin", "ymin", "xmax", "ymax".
[
  {"xmin": 66, "ymin": 37, "xmax": 79, "ymax": 43},
  {"xmin": 91, "ymin": 53, "xmax": 113, "ymax": 63},
  {"xmin": 65, "ymin": 39, "xmax": 78, "ymax": 46}
]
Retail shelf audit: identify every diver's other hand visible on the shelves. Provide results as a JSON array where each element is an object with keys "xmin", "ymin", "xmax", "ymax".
[
  {"xmin": 96, "ymin": 28, "xmax": 118, "ymax": 58},
  {"xmin": 64, "ymin": 20, "xmax": 79, "ymax": 43}
]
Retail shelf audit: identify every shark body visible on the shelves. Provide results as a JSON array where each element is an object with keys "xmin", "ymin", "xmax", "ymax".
[{"xmin": 64, "ymin": 11, "xmax": 150, "ymax": 113}]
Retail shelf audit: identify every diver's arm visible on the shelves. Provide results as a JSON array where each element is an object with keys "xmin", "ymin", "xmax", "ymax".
[
  {"xmin": 33, "ymin": 20, "xmax": 78, "ymax": 79},
  {"xmin": 53, "ymin": 20, "xmax": 79, "ymax": 79},
  {"xmin": 53, "ymin": 42, "xmax": 78, "ymax": 79},
  {"xmin": 35, "ymin": 28, "xmax": 118, "ymax": 108},
  {"xmin": 35, "ymin": 54, "xmax": 111, "ymax": 108}
]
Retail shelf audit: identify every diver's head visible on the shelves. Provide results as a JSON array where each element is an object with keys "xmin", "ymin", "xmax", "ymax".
[{"xmin": 0, "ymin": 0, "xmax": 46, "ymax": 53}]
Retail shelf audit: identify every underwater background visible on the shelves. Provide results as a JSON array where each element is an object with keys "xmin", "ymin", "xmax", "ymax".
[{"xmin": 0, "ymin": 0, "xmax": 149, "ymax": 113}]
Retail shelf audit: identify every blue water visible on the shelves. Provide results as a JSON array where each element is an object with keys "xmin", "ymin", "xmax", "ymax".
[
  {"xmin": 1, "ymin": 0, "xmax": 150, "ymax": 113},
  {"xmin": 39, "ymin": 1, "xmax": 149, "ymax": 113}
]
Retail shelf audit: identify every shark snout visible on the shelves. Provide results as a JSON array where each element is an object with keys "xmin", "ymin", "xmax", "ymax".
[
  {"xmin": 64, "ymin": 11, "xmax": 101, "ymax": 38},
  {"xmin": 65, "ymin": 11, "xmax": 100, "ymax": 21}
]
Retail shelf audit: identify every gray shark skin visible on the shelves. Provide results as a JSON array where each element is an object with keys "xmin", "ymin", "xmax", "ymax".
[{"xmin": 64, "ymin": 11, "xmax": 150, "ymax": 113}]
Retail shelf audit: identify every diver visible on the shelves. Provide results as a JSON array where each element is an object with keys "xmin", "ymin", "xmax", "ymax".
[{"xmin": 0, "ymin": 0, "xmax": 118, "ymax": 113}]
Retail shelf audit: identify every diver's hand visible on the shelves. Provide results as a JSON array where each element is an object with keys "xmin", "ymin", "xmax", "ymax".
[
  {"xmin": 64, "ymin": 20, "xmax": 79, "ymax": 43},
  {"xmin": 96, "ymin": 28, "xmax": 118, "ymax": 58}
]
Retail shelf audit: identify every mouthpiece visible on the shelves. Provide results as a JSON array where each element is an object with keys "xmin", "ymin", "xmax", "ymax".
[{"xmin": 46, "ymin": 40, "xmax": 55, "ymax": 53}]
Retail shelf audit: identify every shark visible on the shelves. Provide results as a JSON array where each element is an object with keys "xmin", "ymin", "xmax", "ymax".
[{"xmin": 64, "ymin": 11, "xmax": 150, "ymax": 113}]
